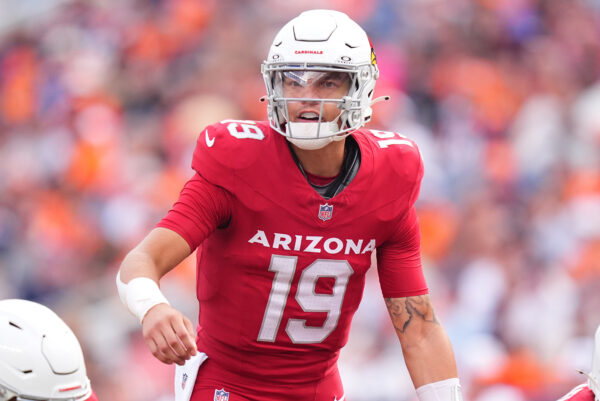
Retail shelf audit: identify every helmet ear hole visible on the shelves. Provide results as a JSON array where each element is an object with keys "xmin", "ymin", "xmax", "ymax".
[{"xmin": 0, "ymin": 386, "xmax": 18, "ymax": 401}]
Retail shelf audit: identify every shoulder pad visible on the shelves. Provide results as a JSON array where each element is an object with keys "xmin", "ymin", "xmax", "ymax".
[
  {"xmin": 356, "ymin": 128, "xmax": 424, "ymax": 205},
  {"xmin": 191, "ymin": 120, "xmax": 272, "ymax": 186}
]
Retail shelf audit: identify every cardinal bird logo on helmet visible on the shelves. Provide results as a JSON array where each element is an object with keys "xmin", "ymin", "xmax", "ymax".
[{"xmin": 368, "ymin": 37, "xmax": 377, "ymax": 66}]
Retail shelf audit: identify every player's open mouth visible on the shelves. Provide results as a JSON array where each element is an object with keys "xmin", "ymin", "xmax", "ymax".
[{"xmin": 298, "ymin": 111, "xmax": 320, "ymax": 121}]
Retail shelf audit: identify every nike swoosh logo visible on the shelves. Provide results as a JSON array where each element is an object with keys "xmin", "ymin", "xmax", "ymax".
[
  {"xmin": 334, "ymin": 395, "xmax": 345, "ymax": 401},
  {"xmin": 205, "ymin": 129, "xmax": 215, "ymax": 147}
]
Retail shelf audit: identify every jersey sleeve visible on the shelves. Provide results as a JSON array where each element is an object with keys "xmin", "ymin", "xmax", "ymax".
[
  {"xmin": 191, "ymin": 122, "xmax": 234, "ymax": 188},
  {"xmin": 190, "ymin": 120, "xmax": 270, "ymax": 190},
  {"xmin": 376, "ymin": 139, "xmax": 428, "ymax": 298},
  {"xmin": 376, "ymin": 206, "xmax": 428, "ymax": 298},
  {"xmin": 156, "ymin": 173, "xmax": 232, "ymax": 251}
]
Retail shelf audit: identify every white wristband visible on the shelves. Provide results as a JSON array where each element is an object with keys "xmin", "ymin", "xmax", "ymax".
[
  {"xmin": 116, "ymin": 271, "xmax": 170, "ymax": 323},
  {"xmin": 416, "ymin": 378, "xmax": 463, "ymax": 401}
]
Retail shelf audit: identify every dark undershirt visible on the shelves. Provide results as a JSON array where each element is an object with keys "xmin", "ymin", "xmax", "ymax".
[{"xmin": 288, "ymin": 136, "xmax": 361, "ymax": 200}]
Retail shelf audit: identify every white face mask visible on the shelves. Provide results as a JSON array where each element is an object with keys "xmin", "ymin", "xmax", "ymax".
[{"xmin": 285, "ymin": 121, "xmax": 346, "ymax": 150}]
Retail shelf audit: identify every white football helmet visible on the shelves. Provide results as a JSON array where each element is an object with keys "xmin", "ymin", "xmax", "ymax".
[
  {"xmin": 0, "ymin": 299, "xmax": 93, "ymax": 401},
  {"xmin": 262, "ymin": 9, "xmax": 382, "ymax": 149}
]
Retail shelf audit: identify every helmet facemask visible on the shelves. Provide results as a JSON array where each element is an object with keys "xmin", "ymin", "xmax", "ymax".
[{"xmin": 263, "ymin": 63, "xmax": 377, "ymax": 149}]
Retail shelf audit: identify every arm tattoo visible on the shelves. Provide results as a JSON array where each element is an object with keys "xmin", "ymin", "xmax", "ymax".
[{"xmin": 384, "ymin": 296, "xmax": 439, "ymax": 334}]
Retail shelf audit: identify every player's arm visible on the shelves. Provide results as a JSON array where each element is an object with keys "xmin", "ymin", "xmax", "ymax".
[
  {"xmin": 118, "ymin": 227, "xmax": 198, "ymax": 366},
  {"xmin": 120, "ymin": 227, "xmax": 191, "ymax": 283},
  {"xmin": 384, "ymin": 295, "xmax": 462, "ymax": 399},
  {"xmin": 378, "ymin": 204, "xmax": 462, "ymax": 399},
  {"xmin": 116, "ymin": 172, "xmax": 232, "ymax": 366}
]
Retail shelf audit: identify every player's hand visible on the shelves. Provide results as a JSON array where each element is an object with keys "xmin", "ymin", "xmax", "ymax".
[{"xmin": 141, "ymin": 303, "xmax": 198, "ymax": 366}]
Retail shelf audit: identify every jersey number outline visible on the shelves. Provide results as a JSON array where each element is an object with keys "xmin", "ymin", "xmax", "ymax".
[
  {"xmin": 257, "ymin": 255, "xmax": 354, "ymax": 344},
  {"xmin": 222, "ymin": 119, "xmax": 265, "ymax": 140},
  {"xmin": 369, "ymin": 129, "xmax": 413, "ymax": 149}
]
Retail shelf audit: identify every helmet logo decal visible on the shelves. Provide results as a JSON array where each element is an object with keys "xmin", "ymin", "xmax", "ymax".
[
  {"xmin": 295, "ymin": 50, "xmax": 323, "ymax": 54},
  {"xmin": 368, "ymin": 37, "xmax": 377, "ymax": 66},
  {"xmin": 319, "ymin": 204, "xmax": 333, "ymax": 221}
]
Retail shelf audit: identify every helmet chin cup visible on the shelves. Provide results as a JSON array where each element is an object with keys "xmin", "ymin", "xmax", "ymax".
[
  {"xmin": 287, "ymin": 136, "xmax": 334, "ymax": 150},
  {"xmin": 286, "ymin": 121, "xmax": 342, "ymax": 150}
]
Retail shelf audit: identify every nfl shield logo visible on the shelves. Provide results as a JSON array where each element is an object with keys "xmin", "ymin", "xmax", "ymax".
[
  {"xmin": 319, "ymin": 204, "xmax": 333, "ymax": 221},
  {"xmin": 214, "ymin": 389, "xmax": 229, "ymax": 401},
  {"xmin": 181, "ymin": 373, "xmax": 188, "ymax": 389}
]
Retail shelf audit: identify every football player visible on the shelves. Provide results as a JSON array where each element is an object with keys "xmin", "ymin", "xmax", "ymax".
[
  {"xmin": 0, "ymin": 299, "xmax": 98, "ymax": 401},
  {"xmin": 117, "ymin": 9, "xmax": 463, "ymax": 401},
  {"xmin": 557, "ymin": 325, "xmax": 600, "ymax": 401}
]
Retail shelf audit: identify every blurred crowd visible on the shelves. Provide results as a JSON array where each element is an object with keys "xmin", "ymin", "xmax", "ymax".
[{"xmin": 1, "ymin": 0, "xmax": 599, "ymax": 400}]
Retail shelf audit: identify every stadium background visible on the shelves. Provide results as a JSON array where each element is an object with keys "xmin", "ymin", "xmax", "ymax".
[{"xmin": 1, "ymin": 0, "xmax": 599, "ymax": 400}]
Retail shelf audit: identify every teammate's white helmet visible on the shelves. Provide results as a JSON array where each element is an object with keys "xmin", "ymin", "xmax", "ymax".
[
  {"xmin": 0, "ymin": 299, "xmax": 93, "ymax": 401},
  {"xmin": 262, "ymin": 9, "xmax": 380, "ymax": 149}
]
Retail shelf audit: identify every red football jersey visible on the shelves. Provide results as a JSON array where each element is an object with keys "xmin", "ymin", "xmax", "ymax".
[
  {"xmin": 86, "ymin": 390, "xmax": 99, "ymax": 401},
  {"xmin": 557, "ymin": 384, "xmax": 596, "ymax": 401},
  {"xmin": 158, "ymin": 120, "xmax": 428, "ymax": 388}
]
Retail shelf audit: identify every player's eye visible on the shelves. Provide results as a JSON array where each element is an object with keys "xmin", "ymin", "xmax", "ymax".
[{"xmin": 283, "ymin": 78, "xmax": 300, "ymax": 87}]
